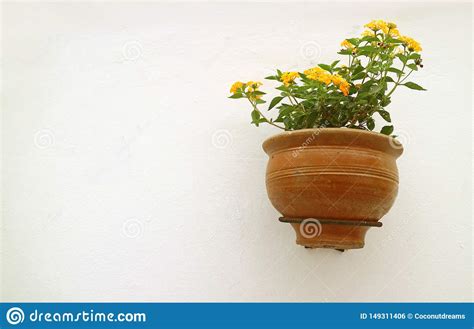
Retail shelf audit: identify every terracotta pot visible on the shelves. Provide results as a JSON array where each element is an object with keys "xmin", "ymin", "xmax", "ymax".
[{"xmin": 262, "ymin": 128, "xmax": 403, "ymax": 250}]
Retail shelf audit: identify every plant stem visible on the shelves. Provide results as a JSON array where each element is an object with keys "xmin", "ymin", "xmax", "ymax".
[
  {"xmin": 246, "ymin": 98, "xmax": 286, "ymax": 130},
  {"xmin": 387, "ymin": 68, "xmax": 412, "ymax": 97},
  {"xmin": 287, "ymin": 90, "xmax": 306, "ymax": 112}
]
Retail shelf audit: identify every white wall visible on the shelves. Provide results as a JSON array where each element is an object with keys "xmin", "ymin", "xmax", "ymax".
[{"xmin": 1, "ymin": 2, "xmax": 472, "ymax": 302}]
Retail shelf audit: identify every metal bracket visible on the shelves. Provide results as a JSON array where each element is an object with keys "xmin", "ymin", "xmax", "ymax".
[{"xmin": 279, "ymin": 217, "xmax": 382, "ymax": 227}]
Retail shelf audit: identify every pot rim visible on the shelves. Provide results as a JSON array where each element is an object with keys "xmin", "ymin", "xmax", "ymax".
[{"xmin": 262, "ymin": 127, "xmax": 403, "ymax": 158}]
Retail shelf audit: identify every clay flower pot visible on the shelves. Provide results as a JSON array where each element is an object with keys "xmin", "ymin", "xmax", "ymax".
[{"xmin": 262, "ymin": 128, "xmax": 403, "ymax": 250}]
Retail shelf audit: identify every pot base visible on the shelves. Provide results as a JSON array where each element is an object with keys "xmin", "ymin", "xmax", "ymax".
[{"xmin": 281, "ymin": 217, "xmax": 381, "ymax": 250}]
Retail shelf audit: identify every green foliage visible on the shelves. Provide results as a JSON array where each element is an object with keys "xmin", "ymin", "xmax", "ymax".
[{"xmin": 229, "ymin": 21, "xmax": 425, "ymax": 135}]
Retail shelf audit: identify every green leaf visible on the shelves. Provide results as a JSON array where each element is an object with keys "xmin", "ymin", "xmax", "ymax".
[
  {"xmin": 346, "ymin": 38, "xmax": 359, "ymax": 46},
  {"xmin": 251, "ymin": 110, "xmax": 261, "ymax": 126},
  {"xmin": 358, "ymin": 80, "xmax": 375, "ymax": 93},
  {"xmin": 367, "ymin": 118, "xmax": 375, "ymax": 131},
  {"xmin": 407, "ymin": 63, "xmax": 418, "ymax": 71},
  {"xmin": 385, "ymin": 37, "xmax": 404, "ymax": 44},
  {"xmin": 378, "ymin": 110, "xmax": 391, "ymax": 122},
  {"xmin": 265, "ymin": 75, "xmax": 279, "ymax": 80},
  {"xmin": 268, "ymin": 96, "xmax": 284, "ymax": 111},
  {"xmin": 387, "ymin": 67, "xmax": 404, "ymax": 76},
  {"xmin": 380, "ymin": 125, "xmax": 394, "ymax": 135},
  {"xmin": 369, "ymin": 84, "xmax": 383, "ymax": 95},
  {"xmin": 352, "ymin": 65, "xmax": 365, "ymax": 75},
  {"xmin": 380, "ymin": 96, "xmax": 391, "ymax": 107},
  {"xmin": 352, "ymin": 72, "xmax": 366, "ymax": 80},
  {"xmin": 331, "ymin": 60, "xmax": 340, "ymax": 68},
  {"xmin": 228, "ymin": 93, "xmax": 243, "ymax": 99},
  {"xmin": 306, "ymin": 111, "xmax": 318, "ymax": 128},
  {"xmin": 403, "ymin": 82, "xmax": 426, "ymax": 90},
  {"xmin": 337, "ymin": 49, "xmax": 352, "ymax": 55},
  {"xmin": 360, "ymin": 36, "xmax": 379, "ymax": 43},
  {"xmin": 357, "ymin": 46, "xmax": 376, "ymax": 52},
  {"xmin": 396, "ymin": 54, "xmax": 408, "ymax": 64},
  {"xmin": 318, "ymin": 64, "xmax": 332, "ymax": 72}
]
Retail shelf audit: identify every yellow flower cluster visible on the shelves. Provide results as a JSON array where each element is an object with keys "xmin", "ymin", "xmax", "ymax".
[
  {"xmin": 246, "ymin": 81, "xmax": 262, "ymax": 92},
  {"xmin": 388, "ymin": 28, "xmax": 400, "ymax": 37},
  {"xmin": 304, "ymin": 67, "xmax": 350, "ymax": 96},
  {"xmin": 304, "ymin": 67, "xmax": 332, "ymax": 85},
  {"xmin": 280, "ymin": 72, "xmax": 300, "ymax": 86},
  {"xmin": 331, "ymin": 74, "xmax": 350, "ymax": 96},
  {"xmin": 230, "ymin": 81, "xmax": 245, "ymax": 94},
  {"xmin": 362, "ymin": 20, "xmax": 399, "ymax": 36},
  {"xmin": 230, "ymin": 81, "xmax": 263, "ymax": 94},
  {"xmin": 360, "ymin": 20, "xmax": 421, "ymax": 52},
  {"xmin": 364, "ymin": 20, "xmax": 390, "ymax": 33},
  {"xmin": 399, "ymin": 35, "xmax": 422, "ymax": 52},
  {"xmin": 361, "ymin": 30, "xmax": 375, "ymax": 37}
]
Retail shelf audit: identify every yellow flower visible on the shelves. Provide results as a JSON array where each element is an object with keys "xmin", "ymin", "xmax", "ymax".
[
  {"xmin": 361, "ymin": 29, "xmax": 376, "ymax": 37},
  {"xmin": 388, "ymin": 28, "xmax": 400, "ymax": 37},
  {"xmin": 399, "ymin": 35, "xmax": 422, "ymax": 52},
  {"xmin": 303, "ymin": 67, "xmax": 332, "ymax": 85},
  {"xmin": 280, "ymin": 72, "xmax": 300, "ymax": 86},
  {"xmin": 230, "ymin": 81, "xmax": 245, "ymax": 94},
  {"xmin": 245, "ymin": 81, "xmax": 263, "ymax": 100},
  {"xmin": 364, "ymin": 20, "xmax": 389, "ymax": 33},
  {"xmin": 246, "ymin": 81, "xmax": 262, "ymax": 92},
  {"xmin": 331, "ymin": 74, "xmax": 350, "ymax": 96},
  {"xmin": 330, "ymin": 74, "xmax": 343, "ymax": 85},
  {"xmin": 340, "ymin": 39, "xmax": 355, "ymax": 49},
  {"xmin": 340, "ymin": 84, "xmax": 350, "ymax": 96},
  {"xmin": 387, "ymin": 22, "xmax": 397, "ymax": 29},
  {"xmin": 304, "ymin": 68, "xmax": 350, "ymax": 96}
]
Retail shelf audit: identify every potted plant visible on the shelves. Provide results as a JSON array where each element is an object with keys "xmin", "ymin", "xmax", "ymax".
[{"xmin": 229, "ymin": 20, "xmax": 425, "ymax": 250}]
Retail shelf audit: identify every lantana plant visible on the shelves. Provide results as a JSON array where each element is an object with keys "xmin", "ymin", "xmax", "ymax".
[{"xmin": 229, "ymin": 20, "xmax": 425, "ymax": 135}]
